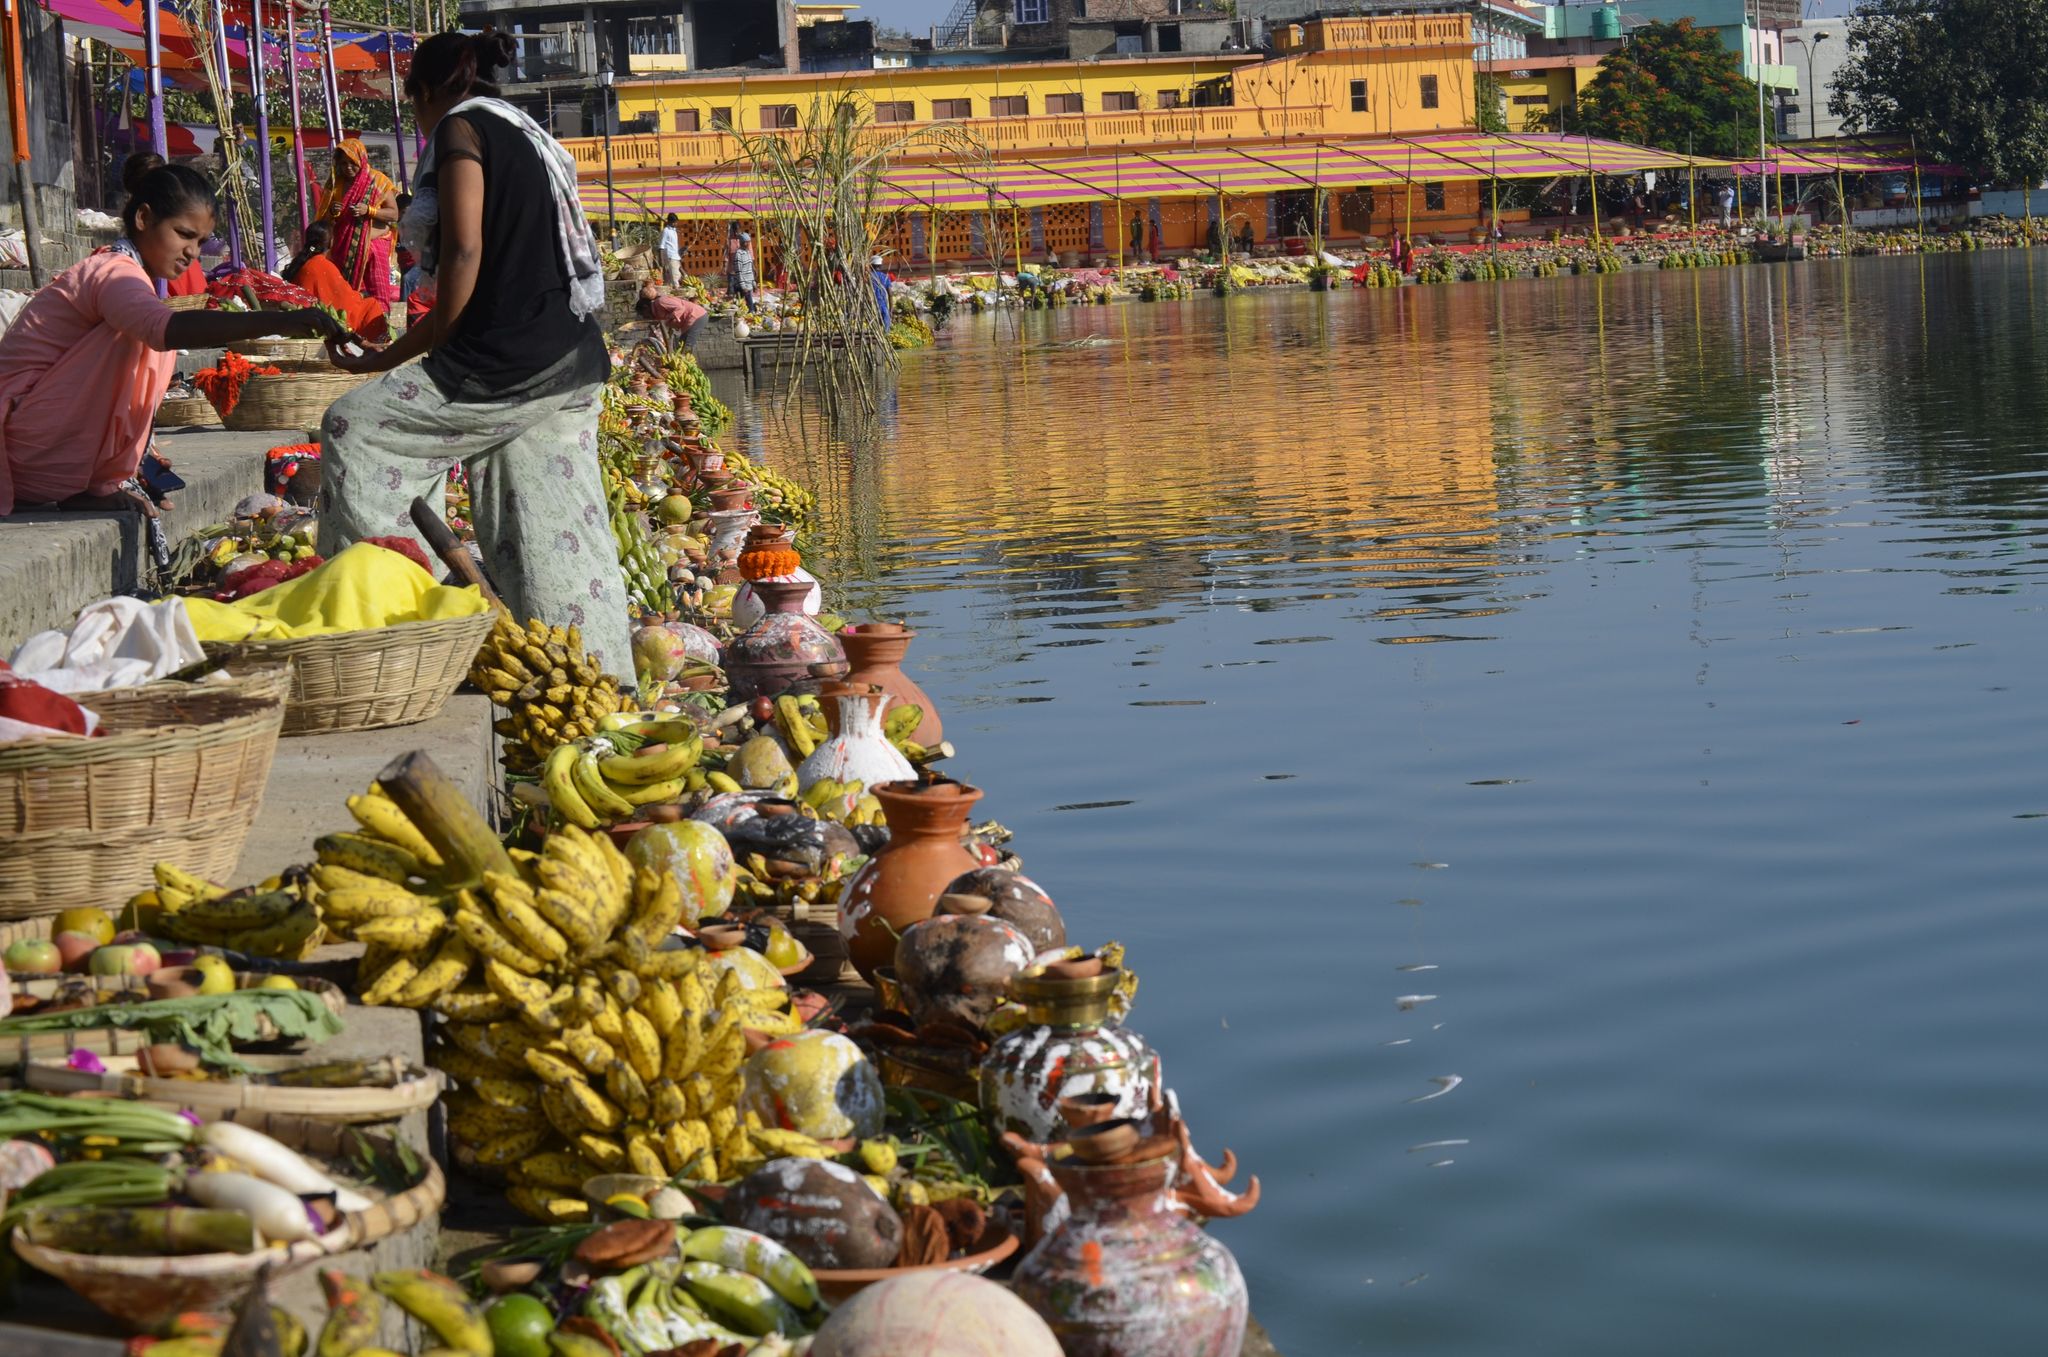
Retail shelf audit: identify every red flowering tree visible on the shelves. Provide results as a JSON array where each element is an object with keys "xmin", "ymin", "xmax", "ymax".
[{"xmin": 1576, "ymin": 19, "xmax": 1763, "ymax": 156}]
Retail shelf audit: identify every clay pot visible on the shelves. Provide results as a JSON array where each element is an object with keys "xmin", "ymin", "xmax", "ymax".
[
  {"xmin": 724, "ymin": 580, "xmax": 844, "ymax": 702},
  {"xmin": 939, "ymin": 867, "xmax": 1065, "ymax": 953},
  {"xmin": 1012, "ymin": 1144, "xmax": 1248, "ymax": 1357},
  {"xmin": 799, "ymin": 685, "xmax": 915, "ymax": 819},
  {"xmin": 893, "ymin": 912, "xmax": 1035, "ymax": 1030},
  {"xmin": 708, "ymin": 485, "xmax": 754, "ymax": 513},
  {"xmin": 1057, "ymin": 1091, "xmax": 1123, "ymax": 1130},
  {"xmin": 838, "ymin": 780, "xmax": 985, "ymax": 983},
  {"xmin": 980, "ymin": 968, "xmax": 1154, "ymax": 1143},
  {"xmin": 840, "ymin": 623, "xmax": 943, "ymax": 746}
]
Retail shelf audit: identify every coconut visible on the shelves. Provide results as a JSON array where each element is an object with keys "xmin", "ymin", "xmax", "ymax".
[
  {"xmin": 625, "ymin": 821, "xmax": 737, "ymax": 920},
  {"xmin": 740, "ymin": 1031, "xmax": 884, "ymax": 1140},
  {"xmin": 811, "ymin": 1274, "xmax": 1061, "ymax": 1356}
]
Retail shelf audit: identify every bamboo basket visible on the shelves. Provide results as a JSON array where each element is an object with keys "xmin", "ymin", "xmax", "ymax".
[
  {"xmin": 10, "ymin": 1111, "xmax": 442, "ymax": 1329},
  {"xmin": 222, "ymin": 370, "xmax": 369, "ymax": 433},
  {"xmin": 204, "ymin": 610, "xmax": 494, "ymax": 736},
  {"xmin": 164, "ymin": 294, "xmax": 211, "ymax": 311},
  {"xmin": 228, "ymin": 336, "xmax": 328, "ymax": 368},
  {"xmin": 0, "ymin": 686, "xmax": 286, "ymax": 920},
  {"xmin": 0, "ymin": 974, "xmax": 347, "ymax": 1070},
  {"xmin": 24, "ymin": 1052, "xmax": 440, "ymax": 1125},
  {"xmin": 154, "ymin": 392, "xmax": 219, "ymax": 428}
]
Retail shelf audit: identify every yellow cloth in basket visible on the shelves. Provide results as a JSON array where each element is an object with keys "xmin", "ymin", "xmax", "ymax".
[{"xmin": 183, "ymin": 542, "xmax": 490, "ymax": 642}]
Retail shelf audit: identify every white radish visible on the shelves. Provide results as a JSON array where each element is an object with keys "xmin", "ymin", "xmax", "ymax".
[
  {"xmin": 185, "ymin": 1170, "xmax": 316, "ymax": 1243},
  {"xmin": 197, "ymin": 1121, "xmax": 372, "ymax": 1211}
]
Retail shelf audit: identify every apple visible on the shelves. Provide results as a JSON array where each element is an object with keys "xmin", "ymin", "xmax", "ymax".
[
  {"xmin": 52, "ymin": 908, "xmax": 114, "ymax": 946},
  {"xmin": 90, "ymin": 943, "xmax": 162, "ymax": 977},
  {"xmin": 110, "ymin": 929, "xmax": 150, "ymax": 946},
  {"xmin": 4, "ymin": 938, "xmax": 61, "ymax": 975},
  {"xmin": 52, "ymin": 932, "xmax": 100, "ymax": 972},
  {"xmin": 258, "ymin": 974, "xmax": 299, "ymax": 991},
  {"xmin": 192, "ymin": 955, "xmax": 236, "ymax": 996}
]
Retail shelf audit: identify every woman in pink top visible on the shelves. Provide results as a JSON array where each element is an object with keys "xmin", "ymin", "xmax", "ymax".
[{"xmin": 0, "ymin": 162, "xmax": 342, "ymax": 518}]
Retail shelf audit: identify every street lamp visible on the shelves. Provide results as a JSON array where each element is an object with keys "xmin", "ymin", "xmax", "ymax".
[
  {"xmin": 1785, "ymin": 31, "xmax": 1829, "ymax": 141},
  {"xmin": 598, "ymin": 66, "xmax": 616, "ymax": 240}
]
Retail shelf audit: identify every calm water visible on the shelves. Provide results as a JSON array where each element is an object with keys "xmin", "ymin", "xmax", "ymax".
[{"xmin": 721, "ymin": 254, "xmax": 2048, "ymax": 1356}]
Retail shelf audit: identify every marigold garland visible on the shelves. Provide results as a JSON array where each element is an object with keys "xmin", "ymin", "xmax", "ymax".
[{"xmin": 193, "ymin": 351, "xmax": 281, "ymax": 418}]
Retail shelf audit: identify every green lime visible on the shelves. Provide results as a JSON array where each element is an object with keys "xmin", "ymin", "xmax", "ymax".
[{"xmin": 485, "ymin": 1293, "xmax": 554, "ymax": 1357}]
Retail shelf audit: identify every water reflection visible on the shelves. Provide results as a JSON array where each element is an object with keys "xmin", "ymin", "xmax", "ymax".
[{"xmin": 710, "ymin": 251, "xmax": 2048, "ymax": 1357}]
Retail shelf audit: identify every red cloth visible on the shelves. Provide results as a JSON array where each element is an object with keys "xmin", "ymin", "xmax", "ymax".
[
  {"xmin": 362, "ymin": 535, "xmax": 433, "ymax": 574},
  {"xmin": 165, "ymin": 260, "xmax": 207, "ymax": 297},
  {"xmin": 0, "ymin": 662, "xmax": 99, "ymax": 739},
  {"xmin": 212, "ymin": 556, "xmax": 323, "ymax": 601}
]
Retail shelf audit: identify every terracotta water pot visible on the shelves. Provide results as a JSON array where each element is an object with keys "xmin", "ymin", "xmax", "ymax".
[
  {"xmin": 709, "ymin": 485, "xmax": 754, "ymax": 513},
  {"xmin": 980, "ymin": 969, "xmax": 1154, "ymax": 1143},
  {"xmin": 1011, "ymin": 1141, "xmax": 1248, "ymax": 1357},
  {"xmin": 893, "ymin": 910, "xmax": 1035, "ymax": 1030},
  {"xmin": 724, "ymin": 579, "xmax": 844, "ymax": 701},
  {"xmin": 798, "ymin": 684, "xmax": 914, "ymax": 818},
  {"xmin": 840, "ymin": 622, "xmax": 943, "ymax": 745},
  {"xmin": 838, "ymin": 780, "xmax": 984, "ymax": 982}
]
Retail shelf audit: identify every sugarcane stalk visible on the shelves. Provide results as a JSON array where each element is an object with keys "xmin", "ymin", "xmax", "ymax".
[
  {"xmin": 23, "ymin": 1205, "xmax": 257, "ymax": 1255},
  {"xmin": 375, "ymin": 750, "xmax": 515, "ymax": 889}
]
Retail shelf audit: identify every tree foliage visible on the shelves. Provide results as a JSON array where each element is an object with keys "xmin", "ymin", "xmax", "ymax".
[
  {"xmin": 1575, "ymin": 19, "xmax": 1762, "ymax": 156},
  {"xmin": 1832, "ymin": 0, "xmax": 2048, "ymax": 184},
  {"xmin": 1474, "ymin": 73, "xmax": 1508, "ymax": 133}
]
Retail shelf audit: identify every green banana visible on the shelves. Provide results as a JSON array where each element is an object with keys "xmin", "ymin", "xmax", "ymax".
[
  {"xmin": 315, "ymin": 1270, "xmax": 382, "ymax": 1357},
  {"xmin": 371, "ymin": 1269, "xmax": 491, "ymax": 1355},
  {"xmin": 679, "ymin": 1260, "xmax": 808, "ymax": 1337},
  {"xmin": 680, "ymin": 1225, "xmax": 826, "ymax": 1318}
]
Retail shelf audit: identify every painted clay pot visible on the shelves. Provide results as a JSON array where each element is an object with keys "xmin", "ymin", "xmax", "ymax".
[
  {"xmin": 939, "ymin": 866, "xmax": 1065, "ymax": 954},
  {"xmin": 1011, "ymin": 1140, "xmax": 1248, "ymax": 1357},
  {"xmin": 705, "ymin": 507, "xmax": 760, "ymax": 584},
  {"xmin": 839, "ymin": 623, "xmax": 943, "ymax": 746},
  {"xmin": 838, "ymin": 780, "xmax": 984, "ymax": 983},
  {"xmin": 732, "ymin": 569, "xmax": 823, "ymax": 631},
  {"xmin": 894, "ymin": 910, "xmax": 1036, "ymax": 1030},
  {"xmin": 980, "ymin": 968, "xmax": 1155, "ymax": 1143},
  {"xmin": 799, "ymin": 685, "xmax": 915, "ymax": 818},
  {"xmin": 725, "ymin": 579, "xmax": 845, "ymax": 702}
]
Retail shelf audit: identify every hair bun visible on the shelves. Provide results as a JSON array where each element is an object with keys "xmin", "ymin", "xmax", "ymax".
[
  {"xmin": 475, "ymin": 29, "xmax": 515, "ymax": 74},
  {"xmin": 121, "ymin": 150, "xmax": 165, "ymax": 196}
]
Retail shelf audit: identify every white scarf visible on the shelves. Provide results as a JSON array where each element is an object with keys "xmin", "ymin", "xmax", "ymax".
[{"xmin": 401, "ymin": 96, "xmax": 606, "ymax": 320}]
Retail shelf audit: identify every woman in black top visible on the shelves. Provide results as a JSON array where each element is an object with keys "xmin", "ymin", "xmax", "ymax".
[{"xmin": 318, "ymin": 30, "xmax": 630, "ymax": 677}]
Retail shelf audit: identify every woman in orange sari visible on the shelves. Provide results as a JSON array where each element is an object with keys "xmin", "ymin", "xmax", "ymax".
[
  {"xmin": 316, "ymin": 139, "xmax": 399, "ymax": 303},
  {"xmin": 282, "ymin": 222, "xmax": 389, "ymax": 342}
]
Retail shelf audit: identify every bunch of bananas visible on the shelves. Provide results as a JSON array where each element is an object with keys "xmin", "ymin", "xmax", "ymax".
[
  {"xmin": 608, "ymin": 479, "xmax": 677, "ymax": 617},
  {"xmin": 723, "ymin": 451, "xmax": 816, "ymax": 533},
  {"xmin": 128, "ymin": 864, "xmax": 324, "ymax": 959},
  {"xmin": 541, "ymin": 716, "xmax": 709, "ymax": 829},
  {"xmin": 660, "ymin": 344, "xmax": 733, "ymax": 437},
  {"xmin": 471, "ymin": 615, "xmax": 630, "ymax": 774}
]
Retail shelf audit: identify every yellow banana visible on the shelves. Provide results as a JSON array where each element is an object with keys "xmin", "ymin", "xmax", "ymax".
[
  {"xmin": 359, "ymin": 954, "xmax": 420, "ymax": 1006},
  {"xmin": 320, "ymin": 887, "xmax": 429, "ymax": 925},
  {"xmin": 154, "ymin": 862, "xmax": 225, "ymax": 901},
  {"xmin": 487, "ymin": 875, "xmax": 569, "ymax": 963},
  {"xmin": 571, "ymin": 748, "xmax": 637, "ymax": 819},
  {"xmin": 705, "ymin": 771, "xmax": 743, "ymax": 795},
  {"xmin": 393, "ymin": 933, "xmax": 474, "ymax": 1009},
  {"xmin": 572, "ymin": 1131, "xmax": 628, "ymax": 1172},
  {"xmin": 605, "ymin": 1059, "xmax": 652, "ymax": 1119},
  {"xmin": 507, "ymin": 1186, "xmax": 589, "ymax": 1223},
  {"xmin": 597, "ymin": 734, "xmax": 702, "ymax": 786},
  {"xmin": 618, "ymin": 776, "xmax": 687, "ymax": 807},
  {"xmin": 353, "ymin": 908, "xmax": 448, "ymax": 955},
  {"xmin": 346, "ymin": 793, "xmax": 443, "ymax": 869},
  {"xmin": 454, "ymin": 908, "xmax": 548, "ymax": 976},
  {"xmin": 315, "ymin": 832, "xmax": 424, "ymax": 883},
  {"xmin": 177, "ymin": 889, "xmax": 299, "ymax": 932},
  {"xmin": 619, "ymin": 1007, "xmax": 663, "ymax": 1084},
  {"xmin": 542, "ymin": 744, "xmax": 600, "ymax": 830},
  {"xmin": 774, "ymin": 697, "xmax": 818, "ymax": 758},
  {"xmin": 370, "ymin": 1271, "xmax": 491, "ymax": 1354},
  {"xmin": 534, "ymin": 886, "xmax": 600, "ymax": 957}
]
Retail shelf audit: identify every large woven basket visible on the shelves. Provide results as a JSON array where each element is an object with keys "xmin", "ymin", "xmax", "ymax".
[
  {"xmin": 204, "ymin": 610, "xmax": 494, "ymax": 736},
  {"xmin": 164, "ymin": 294, "xmax": 211, "ymax": 311},
  {"xmin": 222, "ymin": 370, "xmax": 368, "ymax": 432},
  {"xmin": 25, "ymin": 1051, "xmax": 441, "ymax": 1125},
  {"xmin": 155, "ymin": 392, "xmax": 219, "ymax": 428},
  {"xmin": 11, "ymin": 1110, "xmax": 441, "ymax": 1329},
  {"xmin": 0, "ymin": 974, "xmax": 348, "ymax": 1069},
  {"xmin": 0, "ymin": 684, "xmax": 286, "ymax": 920}
]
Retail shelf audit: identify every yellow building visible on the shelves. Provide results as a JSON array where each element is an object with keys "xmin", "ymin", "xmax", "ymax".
[
  {"xmin": 567, "ymin": 17, "xmax": 1561, "ymax": 265},
  {"xmin": 1483, "ymin": 54, "xmax": 1602, "ymax": 132}
]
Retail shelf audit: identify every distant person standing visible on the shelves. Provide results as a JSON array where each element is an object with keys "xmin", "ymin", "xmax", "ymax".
[
  {"xmin": 658, "ymin": 213, "xmax": 682, "ymax": 288},
  {"xmin": 724, "ymin": 223, "xmax": 741, "ymax": 294},
  {"xmin": 869, "ymin": 254, "xmax": 892, "ymax": 332},
  {"xmin": 1719, "ymin": 182, "xmax": 1736, "ymax": 228},
  {"xmin": 733, "ymin": 231, "xmax": 756, "ymax": 306}
]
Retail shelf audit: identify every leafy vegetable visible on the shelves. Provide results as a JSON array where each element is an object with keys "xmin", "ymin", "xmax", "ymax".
[{"xmin": 0, "ymin": 990, "xmax": 343, "ymax": 1072}]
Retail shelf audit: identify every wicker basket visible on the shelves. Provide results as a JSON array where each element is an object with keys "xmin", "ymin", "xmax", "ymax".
[
  {"xmin": 155, "ymin": 392, "xmax": 219, "ymax": 428},
  {"xmin": 0, "ymin": 685, "xmax": 286, "ymax": 920},
  {"xmin": 164, "ymin": 294, "xmax": 211, "ymax": 311},
  {"xmin": 10, "ymin": 1111, "xmax": 441, "ymax": 1329},
  {"xmin": 204, "ymin": 610, "xmax": 495, "ymax": 736},
  {"xmin": 0, "ymin": 974, "xmax": 347, "ymax": 1069},
  {"xmin": 229, "ymin": 336, "xmax": 330, "ymax": 369},
  {"xmin": 25, "ymin": 1052, "xmax": 441, "ymax": 1124},
  {"xmin": 222, "ymin": 370, "xmax": 369, "ymax": 433}
]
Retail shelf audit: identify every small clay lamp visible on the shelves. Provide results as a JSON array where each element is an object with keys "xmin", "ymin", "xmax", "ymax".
[
  {"xmin": 1067, "ymin": 1118, "xmax": 1141, "ymax": 1164},
  {"xmin": 1059, "ymin": 1091, "xmax": 1123, "ymax": 1130}
]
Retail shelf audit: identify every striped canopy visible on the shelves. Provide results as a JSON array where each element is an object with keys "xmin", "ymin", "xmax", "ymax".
[
  {"xmin": 1728, "ymin": 136, "xmax": 1969, "ymax": 179},
  {"xmin": 583, "ymin": 131, "xmax": 1727, "ymax": 222},
  {"xmin": 43, "ymin": 0, "xmax": 411, "ymax": 97}
]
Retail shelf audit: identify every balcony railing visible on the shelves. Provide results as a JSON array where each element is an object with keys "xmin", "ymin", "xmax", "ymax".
[
  {"xmin": 1273, "ymin": 16, "xmax": 1471, "ymax": 52},
  {"xmin": 566, "ymin": 104, "xmax": 1332, "ymax": 173}
]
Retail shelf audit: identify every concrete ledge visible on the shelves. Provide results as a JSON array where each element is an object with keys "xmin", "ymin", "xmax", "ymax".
[{"xmin": 0, "ymin": 428, "xmax": 276, "ymax": 651}]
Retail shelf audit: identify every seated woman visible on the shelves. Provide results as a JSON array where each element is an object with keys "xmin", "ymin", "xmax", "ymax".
[
  {"xmin": 282, "ymin": 221, "xmax": 390, "ymax": 342},
  {"xmin": 121, "ymin": 151, "xmax": 207, "ymax": 297},
  {"xmin": 0, "ymin": 164, "xmax": 342, "ymax": 517}
]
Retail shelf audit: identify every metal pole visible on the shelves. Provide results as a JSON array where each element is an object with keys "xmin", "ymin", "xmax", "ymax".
[
  {"xmin": 286, "ymin": 0, "xmax": 309, "ymax": 230},
  {"xmin": 318, "ymin": 3, "xmax": 344, "ymax": 145},
  {"xmin": 144, "ymin": 0, "xmax": 167, "ymax": 157},
  {"xmin": 249, "ymin": 0, "xmax": 276, "ymax": 268},
  {"xmin": 384, "ymin": 1, "xmax": 407, "ymax": 185},
  {"xmin": 210, "ymin": 0, "xmax": 244, "ymax": 267},
  {"xmin": 599, "ymin": 68, "xmax": 616, "ymax": 233}
]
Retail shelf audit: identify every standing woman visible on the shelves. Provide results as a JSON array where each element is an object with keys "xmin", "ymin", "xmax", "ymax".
[
  {"xmin": 318, "ymin": 138, "xmax": 400, "ymax": 305},
  {"xmin": 319, "ymin": 30, "xmax": 630, "ymax": 677},
  {"xmin": 0, "ymin": 164, "xmax": 339, "ymax": 517}
]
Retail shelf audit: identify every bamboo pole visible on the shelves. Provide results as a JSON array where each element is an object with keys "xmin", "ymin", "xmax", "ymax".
[
  {"xmin": 208, "ymin": 0, "xmax": 244, "ymax": 268},
  {"xmin": 285, "ymin": 0, "xmax": 310, "ymax": 230},
  {"xmin": 249, "ymin": 0, "xmax": 276, "ymax": 268},
  {"xmin": 375, "ymin": 752, "xmax": 516, "ymax": 890}
]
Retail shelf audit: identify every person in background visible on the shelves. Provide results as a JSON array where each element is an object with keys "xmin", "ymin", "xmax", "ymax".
[
  {"xmin": 1237, "ymin": 222, "xmax": 1254, "ymax": 256},
  {"xmin": 869, "ymin": 254, "xmax": 892, "ymax": 332},
  {"xmin": 1128, "ymin": 214, "xmax": 1143, "ymax": 257},
  {"xmin": 0, "ymin": 163, "xmax": 340, "ymax": 517},
  {"xmin": 281, "ymin": 220, "xmax": 389, "ymax": 342},
  {"xmin": 658, "ymin": 213, "xmax": 683, "ymax": 288},
  {"xmin": 724, "ymin": 223, "xmax": 741, "ymax": 295},
  {"xmin": 1148, "ymin": 217, "xmax": 1162, "ymax": 260},
  {"xmin": 317, "ymin": 138, "xmax": 400, "ymax": 303},
  {"xmin": 733, "ymin": 230, "xmax": 757, "ymax": 306},
  {"xmin": 319, "ymin": 29, "xmax": 630, "ymax": 679},
  {"xmin": 1206, "ymin": 215, "xmax": 1223, "ymax": 258},
  {"xmin": 635, "ymin": 280, "xmax": 706, "ymax": 344},
  {"xmin": 1719, "ymin": 181, "xmax": 1737, "ymax": 228},
  {"xmin": 121, "ymin": 152, "xmax": 206, "ymax": 296},
  {"xmin": 395, "ymin": 192, "xmax": 420, "ymax": 300}
]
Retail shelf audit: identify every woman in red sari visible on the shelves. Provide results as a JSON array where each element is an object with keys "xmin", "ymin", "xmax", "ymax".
[
  {"xmin": 317, "ymin": 139, "xmax": 399, "ymax": 304},
  {"xmin": 281, "ymin": 222, "xmax": 389, "ymax": 342}
]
